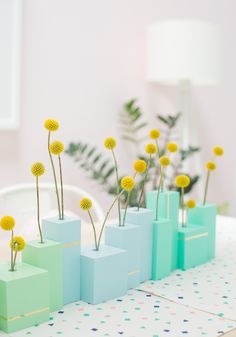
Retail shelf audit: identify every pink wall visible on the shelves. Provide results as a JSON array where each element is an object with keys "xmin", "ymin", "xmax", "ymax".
[{"xmin": 0, "ymin": 0, "xmax": 235, "ymax": 214}]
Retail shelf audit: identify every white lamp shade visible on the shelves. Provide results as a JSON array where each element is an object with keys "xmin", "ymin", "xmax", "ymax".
[{"xmin": 147, "ymin": 20, "xmax": 223, "ymax": 85}]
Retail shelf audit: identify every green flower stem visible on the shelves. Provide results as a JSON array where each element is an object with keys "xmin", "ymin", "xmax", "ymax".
[
  {"xmin": 36, "ymin": 176, "xmax": 44, "ymax": 244},
  {"xmin": 111, "ymin": 149, "xmax": 121, "ymax": 227},
  {"xmin": 122, "ymin": 191, "xmax": 131, "ymax": 226},
  {"xmin": 203, "ymin": 170, "xmax": 210, "ymax": 206},
  {"xmin": 155, "ymin": 139, "xmax": 160, "ymax": 159},
  {"xmin": 48, "ymin": 131, "xmax": 62, "ymax": 220},
  {"xmin": 10, "ymin": 230, "xmax": 14, "ymax": 271},
  {"xmin": 88, "ymin": 209, "xmax": 98, "ymax": 251},
  {"xmin": 58, "ymin": 155, "xmax": 64, "ymax": 220},
  {"xmin": 12, "ymin": 244, "xmax": 18, "ymax": 271},
  {"xmin": 97, "ymin": 190, "xmax": 125, "ymax": 250},
  {"xmin": 137, "ymin": 154, "xmax": 151, "ymax": 211},
  {"xmin": 155, "ymin": 167, "xmax": 164, "ymax": 221},
  {"xmin": 181, "ymin": 187, "xmax": 185, "ymax": 227}
]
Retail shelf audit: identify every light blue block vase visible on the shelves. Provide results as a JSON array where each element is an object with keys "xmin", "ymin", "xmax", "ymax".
[
  {"xmin": 178, "ymin": 224, "xmax": 209, "ymax": 270},
  {"xmin": 120, "ymin": 207, "xmax": 153, "ymax": 282},
  {"xmin": 42, "ymin": 216, "xmax": 81, "ymax": 305},
  {"xmin": 80, "ymin": 245, "xmax": 128, "ymax": 304},
  {"xmin": 188, "ymin": 204, "xmax": 217, "ymax": 260},
  {"xmin": 146, "ymin": 190, "xmax": 179, "ymax": 270},
  {"xmin": 105, "ymin": 223, "xmax": 141, "ymax": 289},
  {"xmin": 152, "ymin": 218, "xmax": 172, "ymax": 280}
]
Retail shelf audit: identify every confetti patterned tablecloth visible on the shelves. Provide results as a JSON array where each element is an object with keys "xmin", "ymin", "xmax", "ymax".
[{"xmin": 1, "ymin": 216, "xmax": 236, "ymax": 337}]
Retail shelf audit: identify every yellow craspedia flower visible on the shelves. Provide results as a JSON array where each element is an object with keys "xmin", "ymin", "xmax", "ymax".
[
  {"xmin": 80, "ymin": 198, "xmax": 92, "ymax": 211},
  {"xmin": 121, "ymin": 176, "xmax": 135, "ymax": 191},
  {"xmin": 0, "ymin": 216, "xmax": 15, "ymax": 231},
  {"xmin": 167, "ymin": 142, "xmax": 179, "ymax": 153},
  {"xmin": 50, "ymin": 140, "xmax": 64, "ymax": 155},
  {"xmin": 9, "ymin": 236, "xmax": 26, "ymax": 251},
  {"xmin": 149, "ymin": 129, "xmax": 161, "ymax": 140},
  {"xmin": 213, "ymin": 146, "xmax": 224, "ymax": 157},
  {"xmin": 31, "ymin": 162, "xmax": 45, "ymax": 177},
  {"xmin": 145, "ymin": 143, "xmax": 157, "ymax": 155},
  {"xmin": 206, "ymin": 161, "xmax": 216, "ymax": 171},
  {"xmin": 104, "ymin": 137, "xmax": 117, "ymax": 150},
  {"xmin": 175, "ymin": 175, "xmax": 190, "ymax": 188},
  {"xmin": 187, "ymin": 199, "xmax": 196, "ymax": 209},
  {"xmin": 159, "ymin": 156, "xmax": 171, "ymax": 167},
  {"xmin": 44, "ymin": 119, "xmax": 59, "ymax": 131},
  {"xmin": 134, "ymin": 160, "xmax": 147, "ymax": 174}
]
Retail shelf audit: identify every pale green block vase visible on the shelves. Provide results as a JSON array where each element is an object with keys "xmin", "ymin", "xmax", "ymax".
[
  {"xmin": 0, "ymin": 262, "xmax": 49, "ymax": 333},
  {"xmin": 22, "ymin": 240, "xmax": 63, "ymax": 312}
]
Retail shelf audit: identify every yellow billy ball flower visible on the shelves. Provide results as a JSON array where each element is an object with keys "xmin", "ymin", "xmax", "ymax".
[
  {"xmin": 149, "ymin": 129, "xmax": 161, "ymax": 140},
  {"xmin": 159, "ymin": 156, "xmax": 171, "ymax": 167},
  {"xmin": 206, "ymin": 161, "xmax": 216, "ymax": 171},
  {"xmin": 80, "ymin": 198, "xmax": 93, "ymax": 211},
  {"xmin": 9, "ymin": 236, "xmax": 26, "ymax": 251},
  {"xmin": 121, "ymin": 176, "xmax": 135, "ymax": 191},
  {"xmin": 187, "ymin": 199, "xmax": 196, "ymax": 209},
  {"xmin": 31, "ymin": 162, "xmax": 46, "ymax": 177},
  {"xmin": 0, "ymin": 216, "xmax": 15, "ymax": 231},
  {"xmin": 145, "ymin": 143, "xmax": 157, "ymax": 155},
  {"xmin": 50, "ymin": 140, "xmax": 64, "ymax": 155},
  {"xmin": 167, "ymin": 142, "xmax": 179, "ymax": 153},
  {"xmin": 134, "ymin": 160, "xmax": 147, "ymax": 174},
  {"xmin": 44, "ymin": 119, "xmax": 59, "ymax": 131},
  {"xmin": 213, "ymin": 146, "xmax": 224, "ymax": 156},
  {"xmin": 104, "ymin": 137, "xmax": 117, "ymax": 150},
  {"xmin": 175, "ymin": 175, "xmax": 190, "ymax": 188}
]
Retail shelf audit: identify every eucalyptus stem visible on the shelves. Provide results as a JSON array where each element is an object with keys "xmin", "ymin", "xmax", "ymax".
[
  {"xmin": 36, "ymin": 176, "xmax": 44, "ymax": 243},
  {"xmin": 111, "ymin": 149, "xmax": 121, "ymax": 226},
  {"xmin": 48, "ymin": 131, "xmax": 62, "ymax": 220},
  {"xmin": 155, "ymin": 167, "xmax": 164, "ymax": 221},
  {"xmin": 97, "ymin": 190, "xmax": 124, "ymax": 250},
  {"xmin": 58, "ymin": 155, "xmax": 64, "ymax": 220},
  {"xmin": 203, "ymin": 170, "xmax": 210, "ymax": 206},
  {"xmin": 181, "ymin": 187, "xmax": 185, "ymax": 227},
  {"xmin": 10, "ymin": 230, "xmax": 14, "ymax": 271},
  {"xmin": 12, "ymin": 244, "xmax": 18, "ymax": 271},
  {"xmin": 137, "ymin": 155, "xmax": 151, "ymax": 211},
  {"xmin": 88, "ymin": 210, "xmax": 98, "ymax": 250}
]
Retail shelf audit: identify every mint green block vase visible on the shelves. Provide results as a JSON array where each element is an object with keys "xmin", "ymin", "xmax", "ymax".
[
  {"xmin": 105, "ymin": 223, "xmax": 141, "ymax": 289},
  {"xmin": 80, "ymin": 245, "xmax": 128, "ymax": 304},
  {"xmin": 22, "ymin": 240, "xmax": 63, "ymax": 312},
  {"xmin": 178, "ymin": 224, "xmax": 209, "ymax": 270},
  {"xmin": 146, "ymin": 190, "xmax": 179, "ymax": 270},
  {"xmin": 0, "ymin": 262, "xmax": 49, "ymax": 333},
  {"xmin": 152, "ymin": 219, "xmax": 172, "ymax": 280},
  {"xmin": 188, "ymin": 204, "xmax": 217, "ymax": 260},
  {"xmin": 120, "ymin": 207, "xmax": 153, "ymax": 282},
  {"xmin": 42, "ymin": 216, "xmax": 81, "ymax": 304}
]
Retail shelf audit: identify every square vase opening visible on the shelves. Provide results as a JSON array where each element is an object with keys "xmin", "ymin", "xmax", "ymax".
[
  {"xmin": 0, "ymin": 262, "xmax": 49, "ymax": 333},
  {"xmin": 81, "ymin": 245, "xmax": 128, "ymax": 305},
  {"xmin": 22, "ymin": 239, "xmax": 63, "ymax": 312},
  {"xmin": 178, "ymin": 224, "xmax": 209, "ymax": 270},
  {"xmin": 105, "ymin": 222, "xmax": 141, "ymax": 289}
]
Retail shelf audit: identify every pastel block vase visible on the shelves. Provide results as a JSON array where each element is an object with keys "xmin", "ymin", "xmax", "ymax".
[
  {"xmin": 0, "ymin": 262, "xmax": 49, "ymax": 333},
  {"xmin": 146, "ymin": 190, "xmax": 179, "ymax": 270},
  {"xmin": 80, "ymin": 245, "xmax": 128, "ymax": 304},
  {"xmin": 42, "ymin": 216, "xmax": 81, "ymax": 305},
  {"xmin": 120, "ymin": 207, "xmax": 153, "ymax": 282},
  {"xmin": 178, "ymin": 224, "xmax": 209, "ymax": 270},
  {"xmin": 22, "ymin": 239, "xmax": 63, "ymax": 312},
  {"xmin": 188, "ymin": 204, "xmax": 217, "ymax": 260},
  {"xmin": 105, "ymin": 222, "xmax": 141, "ymax": 289},
  {"xmin": 152, "ymin": 218, "xmax": 172, "ymax": 280}
]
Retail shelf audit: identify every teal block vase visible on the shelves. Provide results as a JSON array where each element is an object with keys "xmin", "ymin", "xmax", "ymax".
[
  {"xmin": 146, "ymin": 190, "xmax": 179, "ymax": 270},
  {"xmin": 105, "ymin": 223, "xmax": 141, "ymax": 289},
  {"xmin": 120, "ymin": 207, "xmax": 153, "ymax": 282},
  {"xmin": 152, "ymin": 219, "xmax": 172, "ymax": 280},
  {"xmin": 188, "ymin": 204, "xmax": 217, "ymax": 260},
  {"xmin": 178, "ymin": 224, "xmax": 209, "ymax": 270},
  {"xmin": 0, "ymin": 262, "xmax": 49, "ymax": 333},
  {"xmin": 42, "ymin": 216, "xmax": 81, "ymax": 304},
  {"xmin": 22, "ymin": 240, "xmax": 63, "ymax": 312},
  {"xmin": 80, "ymin": 245, "xmax": 128, "ymax": 304}
]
